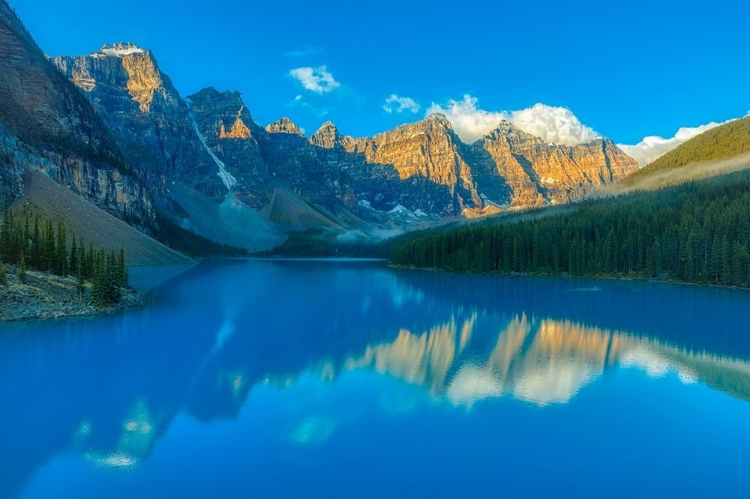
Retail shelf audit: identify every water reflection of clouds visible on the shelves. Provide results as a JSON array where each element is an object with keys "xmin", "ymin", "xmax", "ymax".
[
  {"xmin": 77, "ymin": 399, "xmax": 157, "ymax": 470},
  {"xmin": 84, "ymin": 452, "xmax": 138, "ymax": 469},
  {"xmin": 287, "ymin": 416, "xmax": 337, "ymax": 447},
  {"xmin": 336, "ymin": 312, "xmax": 750, "ymax": 409},
  {"xmin": 445, "ymin": 365, "xmax": 504, "ymax": 406}
]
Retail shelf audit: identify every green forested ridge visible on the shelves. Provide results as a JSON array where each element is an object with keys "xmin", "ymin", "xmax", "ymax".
[
  {"xmin": 625, "ymin": 116, "xmax": 750, "ymax": 182},
  {"xmin": 0, "ymin": 207, "xmax": 128, "ymax": 307},
  {"xmin": 391, "ymin": 171, "xmax": 750, "ymax": 288}
]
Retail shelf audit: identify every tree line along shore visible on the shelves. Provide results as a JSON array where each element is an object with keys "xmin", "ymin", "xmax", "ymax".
[{"xmin": 0, "ymin": 206, "xmax": 140, "ymax": 321}]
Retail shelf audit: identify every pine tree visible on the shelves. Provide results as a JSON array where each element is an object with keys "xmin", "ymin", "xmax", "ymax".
[
  {"xmin": 0, "ymin": 206, "xmax": 11, "ymax": 261},
  {"xmin": 92, "ymin": 249, "xmax": 107, "ymax": 307},
  {"xmin": 389, "ymin": 171, "xmax": 750, "ymax": 289},
  {"xmin": 0, "ymin": 260, "xmax": 6, "ymax": 287},
  {"xmin": 117, "ymin": 247, "xmax": 128, "ymax": 288},
  {"xmin": 44, "ymin": 220, "xmax": 55, "ymax": 272},
  {"xmin": 70, "ymin": 237, "xmax": 78, "ymax": 279},
  {"xmin": 56, "ymin": 221, "xmax": 67, "ymax": 276},
  {"xmin": 78, "ymin": 238, "xmax": 86, "ymax": 279},
  {"xmin": 86, "ymin": 244, "xmax": 95, "ymax": 281},
  {"xmin": 107, "ymin": 250, "xmax": 119, "ymax": 303},
  {"xmin": 22, "ymin": 213, "xmax": 30, "ymax": 264},
  {"xmin": 76, "ymin": 265, "xmax": 85, "ymax": 300},
  {"xmin": 19, "ymin": 253, "xmax": 27, "ymax": 284},
  {"xmin": 30, "ymin": 215, "xmax": 41, "ymax": 268},
  {"xmin": 721, "ymin": 234, "xmax": 732, "ymax": 286}
]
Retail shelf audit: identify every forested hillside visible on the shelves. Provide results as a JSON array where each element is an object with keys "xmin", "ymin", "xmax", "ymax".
[
  {"xmin": 625, "ymin": 116, "xmax": 750, "ymax": 183},
  {"xmin": 391, "ymin": 171, "xmax": 750, "ymax": 287},
  {"xmin": 1, "ymin": 207, "xmax": 129, "ymax": 307}
]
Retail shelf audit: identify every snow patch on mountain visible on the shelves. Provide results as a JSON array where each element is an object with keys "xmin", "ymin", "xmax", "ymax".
[
  {"xmin": 388, "ymin": 204, "xmax": 417, "ymax": 219},
  {"xmin": 480, "ymin": 194, "xmax": 509, "ymax": 209},
  {"xmin": 189, "ymin": 114, "xmax": 237, "ymax": 192},
  {"xmin": 94, "ymin": 44, "xmax": 145, "ymax": 58}
]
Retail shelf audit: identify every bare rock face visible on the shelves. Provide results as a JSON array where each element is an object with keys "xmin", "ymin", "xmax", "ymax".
[
  {"xmin": 0, "ymin": 10, "xmax": 116, "ymax": 155},
  {"xmin": 1, "ymin": 0, "xmax": 641, "ymax": 253},
  {"xmin": 188, "ymin": 93, "xmax": 353, "ymax": 231},
  {"xmin": 53, "ymin": 44, "xmax": 225, "ymax": 209},
  {"xmin": 0, "ymin": 122, "xmax": 24, "ymax": 201},
  {"xmin": 0, "ymin": 2, "xmax": 153, "ymax": 224},
  {"xmin": 245, "ymin": 111, "xmax": 638, "ymax": 218},
  {"xmin": 41, "ymin": 34, "xmax": 638, "ymax": 247},
  {"xmin": 470, "ymin": 121, "xmax": 639, "ymax": 208},
  {"xmin": 220, "ymin": 120, "xmax": 252, "ymax": 140},
  {"xmin": 188, "ymin": 87, "xmax": 269, "ymax": 209},
  {"xmin": 355, "ymin": 114, "xmax": 481, "ymax": 214},
  {"xmin": 310, "ymin": 121, "xmax": 342, "ymax": 149},
  {"xmin": 266, "ymin": 117, "xmax": 304, "ymax": 136},
  {"xmin": 291, "ymin": 113, "xmax": 637, "ymax": 216}
]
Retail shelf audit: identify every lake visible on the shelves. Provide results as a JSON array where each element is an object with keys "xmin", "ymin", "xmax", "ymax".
[{"xmin": 2, "ymin": 259, "xmax": 750, "ymax": 498}]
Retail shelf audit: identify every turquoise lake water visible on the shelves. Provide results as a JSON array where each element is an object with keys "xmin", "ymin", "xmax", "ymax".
[{"xmin": 2, "ymin": 259, "xmax": 750, "ymax": 498}]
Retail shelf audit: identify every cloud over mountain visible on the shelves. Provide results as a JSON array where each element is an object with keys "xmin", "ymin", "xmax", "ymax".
[
  {"xmin": 426, "ymin": 95, "xmax": 599, "ymax": 146},
  {"xmin": 618, "ymin": 115, "xmax": 748, "ymax": 167},
  {"xmin": 383, "ymin": 94, "xmax": 420, "ymax": 114},
  {"xmin": 289, "ymin": 66, "xmax": 340, "ymax": 94}
]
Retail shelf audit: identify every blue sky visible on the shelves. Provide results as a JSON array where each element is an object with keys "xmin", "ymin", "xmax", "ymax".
[{"xmin": 11, "ymin": 0, "xmax": 750, "ymax": 155}]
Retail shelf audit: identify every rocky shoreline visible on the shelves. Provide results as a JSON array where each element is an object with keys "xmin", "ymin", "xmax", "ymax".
[{"xmin": 0, "ymin": 265, "xmax": 146, "ymax": 323}]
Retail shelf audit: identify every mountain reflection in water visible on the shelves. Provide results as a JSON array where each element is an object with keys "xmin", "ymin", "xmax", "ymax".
[
  {"xmin": 2, "ymin": 259, "xmax": 750, "ymax": 498},
  {"xmin": 346, "ymin": 314, "xmax": 750, "ymax": 406}
]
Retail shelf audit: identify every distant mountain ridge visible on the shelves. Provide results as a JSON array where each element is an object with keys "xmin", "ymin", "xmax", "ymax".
[
  {"xmin": 49, "ymin": 40, "xmax": 638, "ymax": 247},
  {"xmin": 0, "ymin": 0, "xmax": 640, "ymax": 255}
]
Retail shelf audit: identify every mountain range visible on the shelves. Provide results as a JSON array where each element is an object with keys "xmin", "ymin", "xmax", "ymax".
[{"xmin": 0, "ymin": 2, "xmax": 649, "ymax": 258}]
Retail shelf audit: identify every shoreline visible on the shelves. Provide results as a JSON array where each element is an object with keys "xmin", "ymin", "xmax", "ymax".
[
  {"xmin": 388, "ymin": 264, "xmax": 750, "ymax": 293},
  {"xmin": 0, "ymin": 265, "xmax": 148, "ymax": 324}
]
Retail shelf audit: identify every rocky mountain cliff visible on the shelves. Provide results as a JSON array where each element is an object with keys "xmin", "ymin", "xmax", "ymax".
[
  {"xmin": 62, "ymin": 41, "xmax": 639, "ymax": 244},
  {"xmin": 2, "ymin": 14, "xmax": 639, "ymax": 251},
  {"xmin": 0, "ymin": 3, "xmax": 154, "ymax": 225},
  {"xmin": 469, "ymin": 122, "xmax": 638, "ymax": 209},
  {"xmin": 187, "ymin": 87, "xmax": 268, "ymax": 208},
  {"xmin": 191, "ymin": 90, "xmax": 639, "ymax": 222},
  {"xmin": 52, "ymin": 45, "xmax": 294, "ymax": 249},
  {"xmin": 52, "ymin": 43, "xmax": 224, "ymax": 211},
  {"xmin": 336, "ymin": 115, "xmax": 481, "ymax": 215}
]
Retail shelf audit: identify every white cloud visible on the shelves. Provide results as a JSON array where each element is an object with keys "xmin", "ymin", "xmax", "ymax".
[
  {"xmin": 289, "ymin": 66, "xmax": 340, "ymax": 94},
  {"xmin": 618, "ymin": 116, "xmax": 745, "ymax": 167},
  {"xmin": 510, "ymin": 104, "xmax": 598, "ymax": 146},
  {"xmin": 425, "ymin": 95, "xmax": 507, "ymax": 144},
  {"xmin": 383, "ymin": 94, "xmax": 420, "ymax": 114},
  {"xmin": 287, "ymin": 416, "xmax": 336, "ymax": 447},
  {"xmin": 426, "ymin": 95, "xmax": 598, "ymax": 145}
]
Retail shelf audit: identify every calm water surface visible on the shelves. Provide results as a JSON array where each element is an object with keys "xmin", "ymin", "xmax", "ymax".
[{"xmin": 2, "ymin": 259, "xmax": 750, "ymax": 498}]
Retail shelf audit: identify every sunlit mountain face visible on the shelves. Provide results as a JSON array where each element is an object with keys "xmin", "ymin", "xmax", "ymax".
[{"xmin": 2, "ymin": 260, "xmax": 750, "ymax": 497}]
